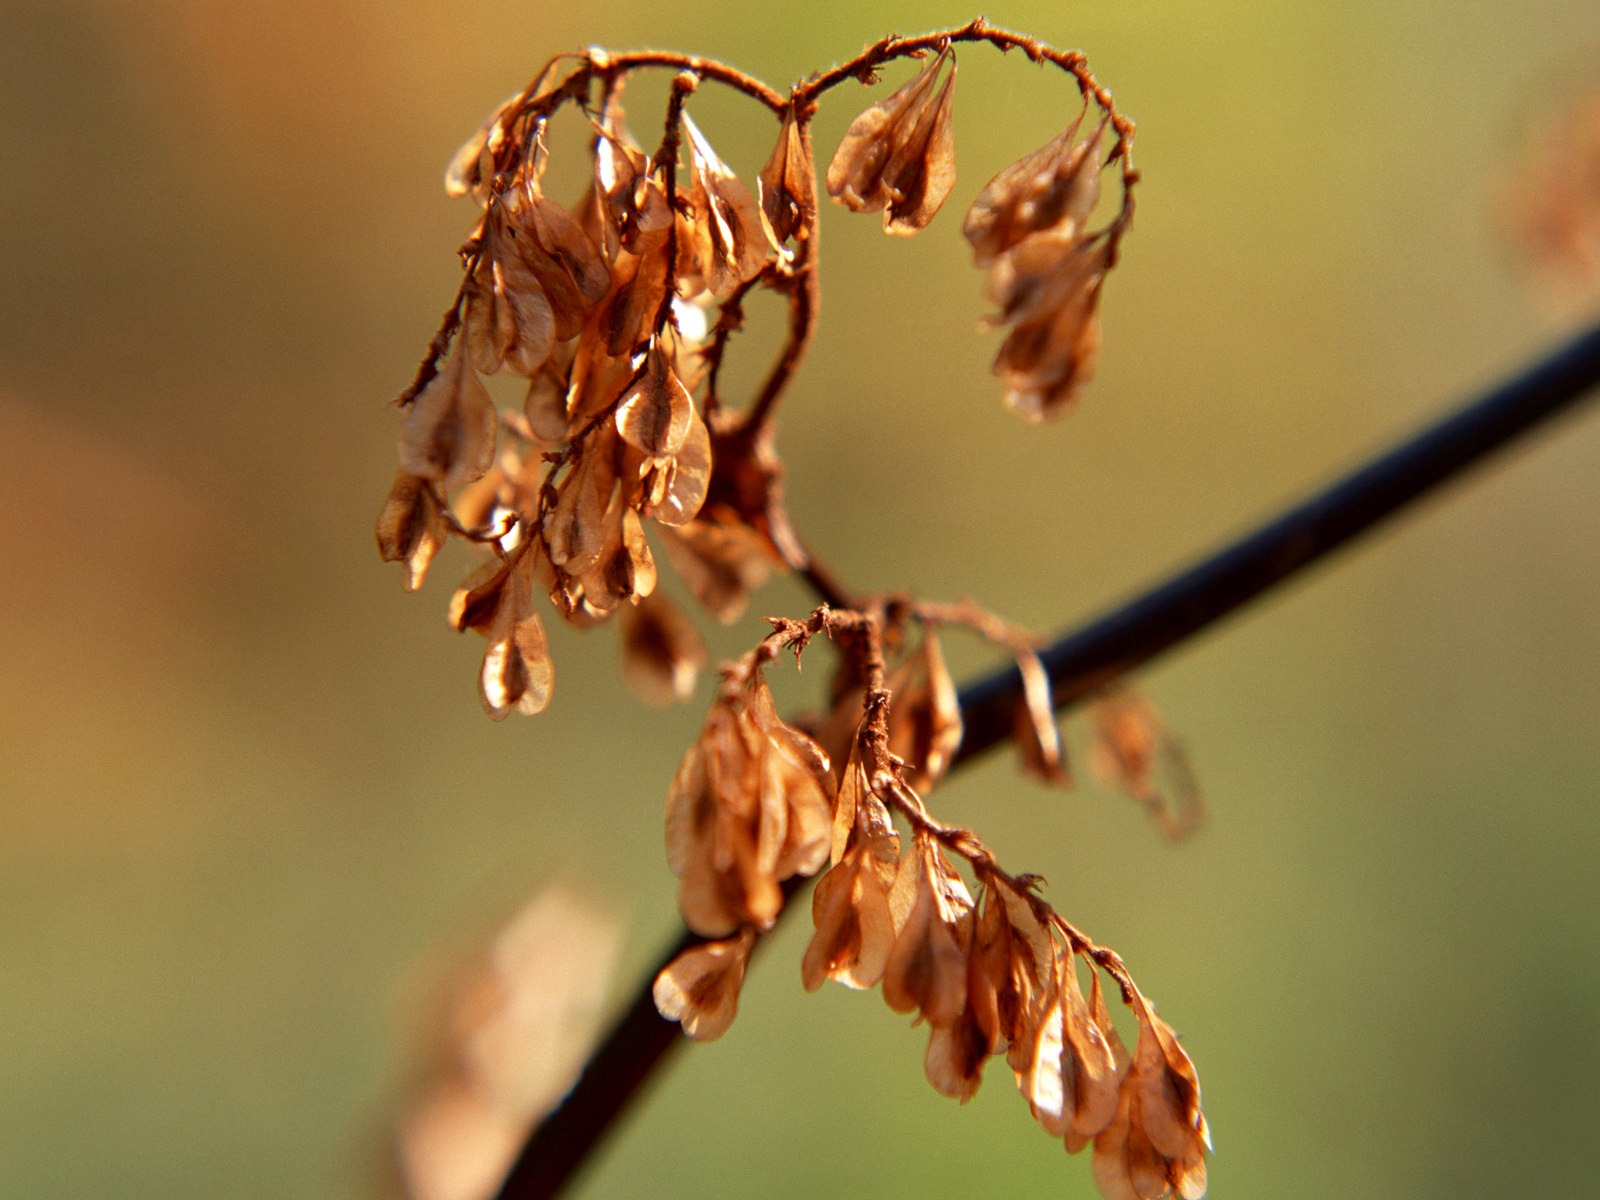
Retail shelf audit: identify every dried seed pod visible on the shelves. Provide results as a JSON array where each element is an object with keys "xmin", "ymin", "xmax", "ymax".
[
  {"xmin": 376, "ymin": 471, "xmax": 448, "ymax": 591},
  {"xmin": 964, "ymin": 112, "xmax": 1107, "ymax": 267},
  {"xmin": 619, "ymin": 591, "xmax": 707, "ymax": 706},
  {"xmin": 826, "ymin": 49, "xmax": 958, "ymax": 234},
  {"xmin": 986, "ymin": 233, "xmax": 1110, "ymax": 423},
  {"xmin": 466, "ymin": 203, "xmax": 559, "ymax": 376},
  {"xmin": 803, "ymin": 742, "xmax": 900, "ymax": 991},
  {"xmin": 1013, "ymin": 649, "xmax": 1069, "ymax": 785},
  {"xmin": 1092, "ymin": 997, "xmax": 1208, "ymax": 1200},
  {"xmin": 616, "ymin": 340, "xmax": 694, "ymax": 457},
  {"xmin": 602, "ymin": 243, "xmax": 671, "ymax": 357},
  {"xmin": 544, "ymin": 432, "xmax": 616, "ymax": 576},
  {"xmin": 659, "ymin": 517, "xmax": 777, "ymax": 623},
  {"xmin": 593, "ymin": 98, "xmax": 673, "ymax": 258},
  {"xmin": 447, "ymin": 549, "xmax": 554, "ymax": 719},
  {"xmin": 882, "ymin": 833, "xmax": 974, "ymax": 1028},
  {"xmin": 886, "ymin": 628, "xmax": 963, "ymax": 790},
  {"xmin": 444, "ymin": 92, "xmax": 518, "ymax": 203},
  {"xmin": 653, "ymin": 926, "xmax": 756, "ymax": 1042},
  {"xmin": 758, "ymin": 106, "xmax": 816, "ymax": 248},
  {"xmin": 666, "ymin": 669, "xmax": 835, "ymax": 938},
  {"xmin": 682, "ymin": 114, "xmax": 770, "ymax": 298},
  {"xmin": 398, "ymin": 343, "xmax": 499, "ymax": 493},
  {"xmin": 640, "ymin": 410, "xmax": 712, "ymax": 528}
]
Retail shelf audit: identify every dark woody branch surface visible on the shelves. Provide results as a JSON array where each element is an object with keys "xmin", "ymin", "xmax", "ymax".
[{"xmin": 494, "ymin": 319, "xmax": 1600, "ymax": 1200}]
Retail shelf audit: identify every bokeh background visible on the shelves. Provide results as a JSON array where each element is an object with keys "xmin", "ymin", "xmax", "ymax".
[{"xmin": 4, "ymin": 0, "xmax": 1599, "ymax": 1197}]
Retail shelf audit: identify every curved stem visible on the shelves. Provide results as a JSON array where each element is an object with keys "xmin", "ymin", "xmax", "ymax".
[{"xmin": 491, "ymin": 321, "xmax": 1600, "ymax": 1200}]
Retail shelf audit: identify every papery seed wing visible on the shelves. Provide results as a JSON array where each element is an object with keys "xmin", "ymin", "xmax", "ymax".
[
  {"xmin": 478, "ymin": 557, "xmax": 553, "ymax": 719},
  {"xmin": 376, "ymin": 471, "xmax": 447, "ymax": 591},
  {"xmin": 659, "ymin": 519, "xmax": 776, "ymax": 624},
  {"xmin": 646, "ymin": 411, "xmax": 711, "ymax": 527},
  {"xmin": 398, "ymin": 344, "xmax": 499, "ymax": 493},
  {"xmin": 604, "ymin": 244, "xmax": 670, "ymax": 357},
  {"xmin": 619, "ymin": 591, "xmax": 706, "ymax": 706},
  {"xmin": 1014, "ymin": 650, "xmax": 1069, "ymax": 785},
  {"xmin": 883, "ymin": 63, "xmax": 957, "ymax": 235},
  {"xmin": 529, "ymin": 196, "xmax": 613, "ymax": 311},
  {"xmin": 964, "ymin": 114, "xmax": 1085, "ymax": 265},
  {"xmin": 925, "ymin": 1014, "xmax": 988, "ymax": 1102},
  {"xmin": 616, "ymin": 342, "xmax": 693, "ymax": 457},
  {"xmin": 652, "ymin": 930, "xmax": 753, "ymax": 1042},
  {"xmin": 826, "ymin": 52, "xmax": 944, "ymax": 213},
  {"xmin": 448, "ymin": 556, "xmax": 514, "ymax": 633},
  {"xmin": 759, "ymin": 107, "xmax": 815, "ymax": 247}
]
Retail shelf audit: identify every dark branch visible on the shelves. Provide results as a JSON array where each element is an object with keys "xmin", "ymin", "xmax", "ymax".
[{"xmin": 493, "ymin": 319, "xmax": 1600, "ymax": 1200}]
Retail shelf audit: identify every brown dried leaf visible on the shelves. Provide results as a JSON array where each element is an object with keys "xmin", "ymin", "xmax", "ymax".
[
  {"xmin": 398, "ymin": 343, "xmax": 499, "ymax": 493},
  {"xmin": 615, "ymin": 341, "xmax": 693, "ymax": 457},
  {"xmin": 376, "ymin": 471, "xmax": 448, "ymax": 591}
]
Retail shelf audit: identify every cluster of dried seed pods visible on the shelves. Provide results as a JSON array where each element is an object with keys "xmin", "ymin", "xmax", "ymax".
[{"xmin": 378, "ymin": 21, "xmax": 1204, "ymax": 1200}]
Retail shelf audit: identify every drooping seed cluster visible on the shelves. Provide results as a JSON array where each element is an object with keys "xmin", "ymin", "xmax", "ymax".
[
  {"xmin": 654, "ymin": 608, "xmax": 1209, "ymax": 1200},
  {"xmin": 377, "ymin": 22, "xmax": 1205, "ymax": 1200}
]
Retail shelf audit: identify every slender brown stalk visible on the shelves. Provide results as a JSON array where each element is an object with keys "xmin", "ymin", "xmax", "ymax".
[{"xmin": 491, "ymin": 321, "xmax": 1600, "ymax": 1200}]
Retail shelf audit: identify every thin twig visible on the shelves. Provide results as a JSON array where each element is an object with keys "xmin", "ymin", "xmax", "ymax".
[{"xmin": 492, "ymin": 319, "xmax": 1600, "ymax": 1200}]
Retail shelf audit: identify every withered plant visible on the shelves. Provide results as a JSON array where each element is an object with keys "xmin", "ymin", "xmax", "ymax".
[{"xmin": 377, "ymin": 20, "xmax": 1206, "ymax": 1199}]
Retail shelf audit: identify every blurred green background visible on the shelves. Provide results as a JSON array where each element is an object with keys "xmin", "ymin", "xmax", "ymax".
[{"xmin": 4, "ymin": 0, "xmax": 1599, "ymax": 1197}]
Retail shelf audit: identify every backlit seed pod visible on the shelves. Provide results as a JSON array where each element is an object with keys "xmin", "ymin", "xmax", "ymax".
[
  {"xmin": 964, "ymin": 112, "xmax": 1108, "ymax": 267},
  {"xmin": 619, "ymin": 591, "xmax": 707, "ymax": 706},
  {"xmin": 652, "ymin": 926, "xmax": 756, "ymax": 1042},
  {"xmin": 758, "ymin": 106, "xmax": 816, "ymax": 248},
  {"xmin": 1092, "ymin": 997, "xmax": 1208, "ymax": 1200},
  {"xmin": 616, "ymin": 340, "xmax": 694, "ymax": 458},
  {"xmin": 398, "ymin": 343, "xmax": 499, "ymax": 493},
  {"xmin": 826, "ymin": 48, "xmax": 958, "ymax": 234},
  {"xmin": 882, "ymin": 834, "xmax": 973, "ymax": 1028},
  {"xmin": 1013, "ymin": 648, "xmax": 1069, "ymax": 785},
  {"xmin": 886, "ymin": 629, "xmax": 963, "ymax": 789},
  {"xmin": 376, "ymin": 471, "xmax": 448, "ymax": 591},
  {"xmin": 682, "ymin": 114, "xmax": 770, "ymax": 298},
  {"xmin": 593, "ymin": 95, "xmax": 673, "ymax": 259}
]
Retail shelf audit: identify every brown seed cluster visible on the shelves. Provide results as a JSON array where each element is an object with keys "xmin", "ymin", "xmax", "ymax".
[
  {"xmin": 378, "ymin": 21, "xmax": 1204, "ymax": 1200},
  {"xmin": 653, "ymin": 608, "xmax": 1210, "ymax": 1200}
]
